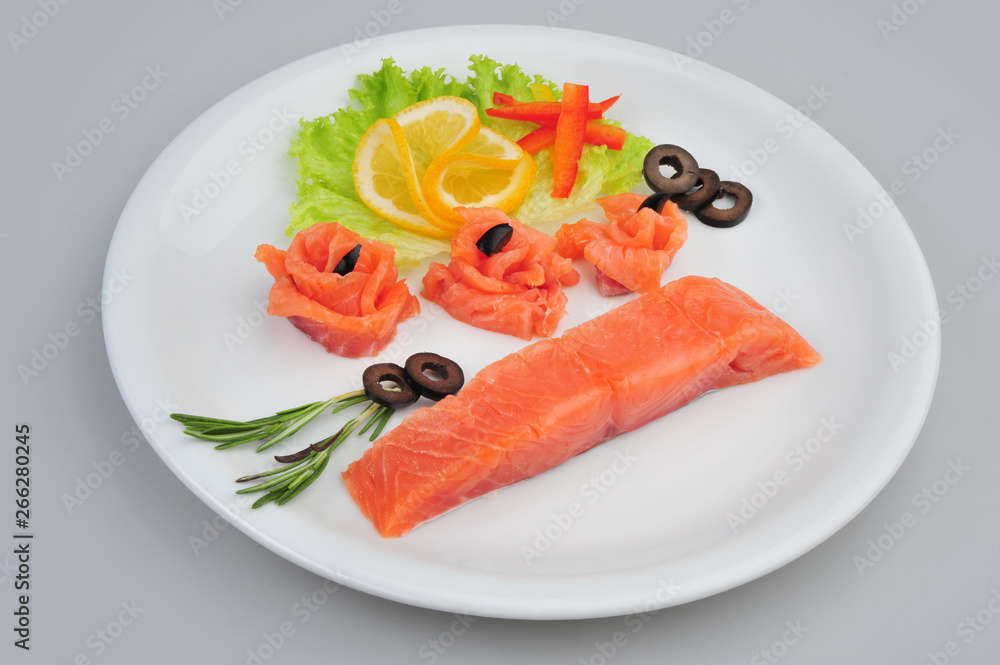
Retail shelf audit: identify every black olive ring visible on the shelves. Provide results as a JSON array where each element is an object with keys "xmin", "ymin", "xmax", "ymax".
[
  {"xmin": 637, "ymin": 191, "xmax": 673, "ymax": 214},
  {"xmin": 671, "ymin": 168, "xmax": 721, "ymax": 212},
  {"xmin": 362, "ymin": 363, "xmax": 421, "ymax": 408},
  {"xmin": 642, "ymin": 144, "xmax": 700, "ymax": 195},
  {"xmin": 693, "ymin": 181, "xmax": 754, "ymax": 228},
  {"xmin": 404, "ymin": 353, "xmax": 465, "ymax": 401}
]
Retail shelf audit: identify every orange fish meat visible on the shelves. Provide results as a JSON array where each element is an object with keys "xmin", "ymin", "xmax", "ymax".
[
  {"xmin": 343, "ymin": 275, "xmax": 821, "ymax": 537},
  {"xmin": 422, "ymin": 207, "xmax": 579, "ymax": 340},
  {"xmin": 255, "ymin": 222, "xmax": 420, "ymax": 358},
  {"xmin": 555, "ymin": 192, "xmax": 688, "ymax": 296}
]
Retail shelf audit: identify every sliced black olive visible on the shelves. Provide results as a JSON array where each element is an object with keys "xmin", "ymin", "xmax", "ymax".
[
  {"xmin": 404, "ymin": 352, "xmax": 465, "ymax": 401},
  {"xmin": 671, "ymin": 168, "xmax": 721, "ymax": 212},
  {"xmin": 476, "ymin": 223, "xmax": 514, "ymax": 258},
  {"xmin": 638, "ymin": 191, "xmax": 673, "ymax": 214},
  {"xmin": 693, "ymin": 181, "xmax": 753, "ymax": 228},
  {"xmin": 643, "ymin": 144, "xmax": 700, "ymax": 195},
  {"xmin": 333, "ymin": 244, "xmax": 362, "ymax": 275},
  {"xmin": 362, "ymin": 363, "xmax": 420, "ymax": 408}
]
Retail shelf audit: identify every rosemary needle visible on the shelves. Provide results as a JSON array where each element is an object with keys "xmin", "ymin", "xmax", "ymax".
[
  {"xmin": 235, "ymin": 401, "xmax": 387, "ymax": 508},
  {"xmin": 170, "ymin": 390, "xmax": 365, "ymax": 452}
]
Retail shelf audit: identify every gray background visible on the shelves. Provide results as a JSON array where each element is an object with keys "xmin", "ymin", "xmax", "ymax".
[{"xmin": 3, "ymin": 0, "xmax": 998, "ymax": 663}]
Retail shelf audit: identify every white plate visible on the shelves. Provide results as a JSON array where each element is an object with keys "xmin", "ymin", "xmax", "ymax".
[{"xmin": 103, "ymin": 25, "xmax": 939, "ymax": 619}]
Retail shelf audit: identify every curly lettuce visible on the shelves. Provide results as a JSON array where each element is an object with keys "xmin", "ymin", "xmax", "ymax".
[{"xmin": 287, "ymin": 55, "xmax": 652, "ymax": 265}]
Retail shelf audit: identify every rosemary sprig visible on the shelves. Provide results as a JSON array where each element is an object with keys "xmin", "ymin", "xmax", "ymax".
[
  {"xmin": 170, "ymin": 390, "xmax": 365, "ymax": 452},
  {"xmin": 171, "ymin": 381, "xmax": 418, "ymax": 507},
  {"xmin": 235, "ymin": 401, "xmax": 388, "ymax": 508}
]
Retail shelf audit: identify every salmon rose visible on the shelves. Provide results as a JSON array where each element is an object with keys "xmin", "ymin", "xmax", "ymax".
[
  {"xmin": 422, "ymin": 208, "xmax": 579, "ymax": 340},
  {"xmin": 555, "ymin": 192, "xmax": 687, "ymax": 296},
  {"xmin": 255, "ymin": 222, "xmax": 419, "ymax": 358}
]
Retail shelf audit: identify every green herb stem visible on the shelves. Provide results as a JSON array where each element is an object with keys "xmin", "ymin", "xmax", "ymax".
[
  {"xmin": 237, "ymin": 401, "xmax": 386, "ymax": 508},
  {"xmin": 172, "ymin": 392, "xmax": 397, "ymax": 508},
  {"xmin": 170, "ymin": 390, "xmax": 366, "ymax": 450}
]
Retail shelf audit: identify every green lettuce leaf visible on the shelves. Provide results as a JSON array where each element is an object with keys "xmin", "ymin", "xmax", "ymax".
[
  {"xmin": 287, "ymin": 55, "xmax": 652, "ymax": 265},
  {"xmin": 286, "ymin": 60, "xmax": 451, "ymax": 264},
  {"xmin": 463, "ymin": 54, "xmax": 558, "ymax": 141}
]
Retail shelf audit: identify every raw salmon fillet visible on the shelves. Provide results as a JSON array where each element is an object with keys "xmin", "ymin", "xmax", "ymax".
[
  {"xmin": 555, "ymin": 192, "xmax": 688, "ymax": 295},
  {"xmin": 343, "ymin": 275, "xmax": 821, "ymax": 537}
]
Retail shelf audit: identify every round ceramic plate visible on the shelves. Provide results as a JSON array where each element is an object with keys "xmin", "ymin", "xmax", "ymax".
[{"xmin": 103, "ymin": 25, "xmax": 939, "ymax": 619}]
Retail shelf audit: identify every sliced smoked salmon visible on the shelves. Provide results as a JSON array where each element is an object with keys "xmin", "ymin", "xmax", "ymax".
[
  {"xmin": 555, "ymin": 192, "xmax": 687, "ymax": 295},
  {"xmin": 255, "ymin": 222, "xmax": 420, "ymax": 358},
  {"xmin": 342, "ymin": 275, "xmax": 822, "ymax": 537},
  {"xmin": 421, "ymin": 207, "xmax": 579, "ymax": 340}
]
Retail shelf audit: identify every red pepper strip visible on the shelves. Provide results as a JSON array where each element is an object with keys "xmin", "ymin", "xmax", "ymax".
[
  {"xmin": 486, "ymin": 95, "xmax": 620, "ymax": 123},
  {"xmin": 517, "ymin": 127, "xmax": 557, "ymax": 153},
  {"xmin": 517, "ymin": 121, "xmax": 626, "ymax": 154},
  {"xmin": 492, "ymin": 92, "xmax": 516, "ymax": 106},
  {"xmin": 595, "ymin": 95, "xmax": 622, "ymax": 114},
  {"xmin": 517, "ymin": 120, "xmax": 628, "ymax": 154},
  {"xmin": 552, "ymin": 83, "xmax": 589, "ymax": 198},
  {"xmin": 580, "ymin": 121, "xmax": 626, "ymax": 150}
]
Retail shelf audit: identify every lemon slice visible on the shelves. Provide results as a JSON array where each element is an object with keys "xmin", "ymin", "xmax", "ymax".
[
  {"xmin": 352, "ymin": 118, "xmax": 451, "ymax": 239},
  {"xmin": 353, "ymin": 97, "xmax": 534, "ymax": 237},
  {"xmin": 459, "ymin": 126, "xmax": 525, "ymax": 160},
  {"xmin": 384, "ymin": 117, "xmax": 463, "ymax": 233},
  {"xmin": 423, "ymin": 155, "xmax": 536, "ymax": 225},
  {"xmin": 393, "ymin": 96, "xmax": 481, "ymax": 183},
  {"xmin": 423, "ymin": 127, "xmax": 536, "ymax": 225}
]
